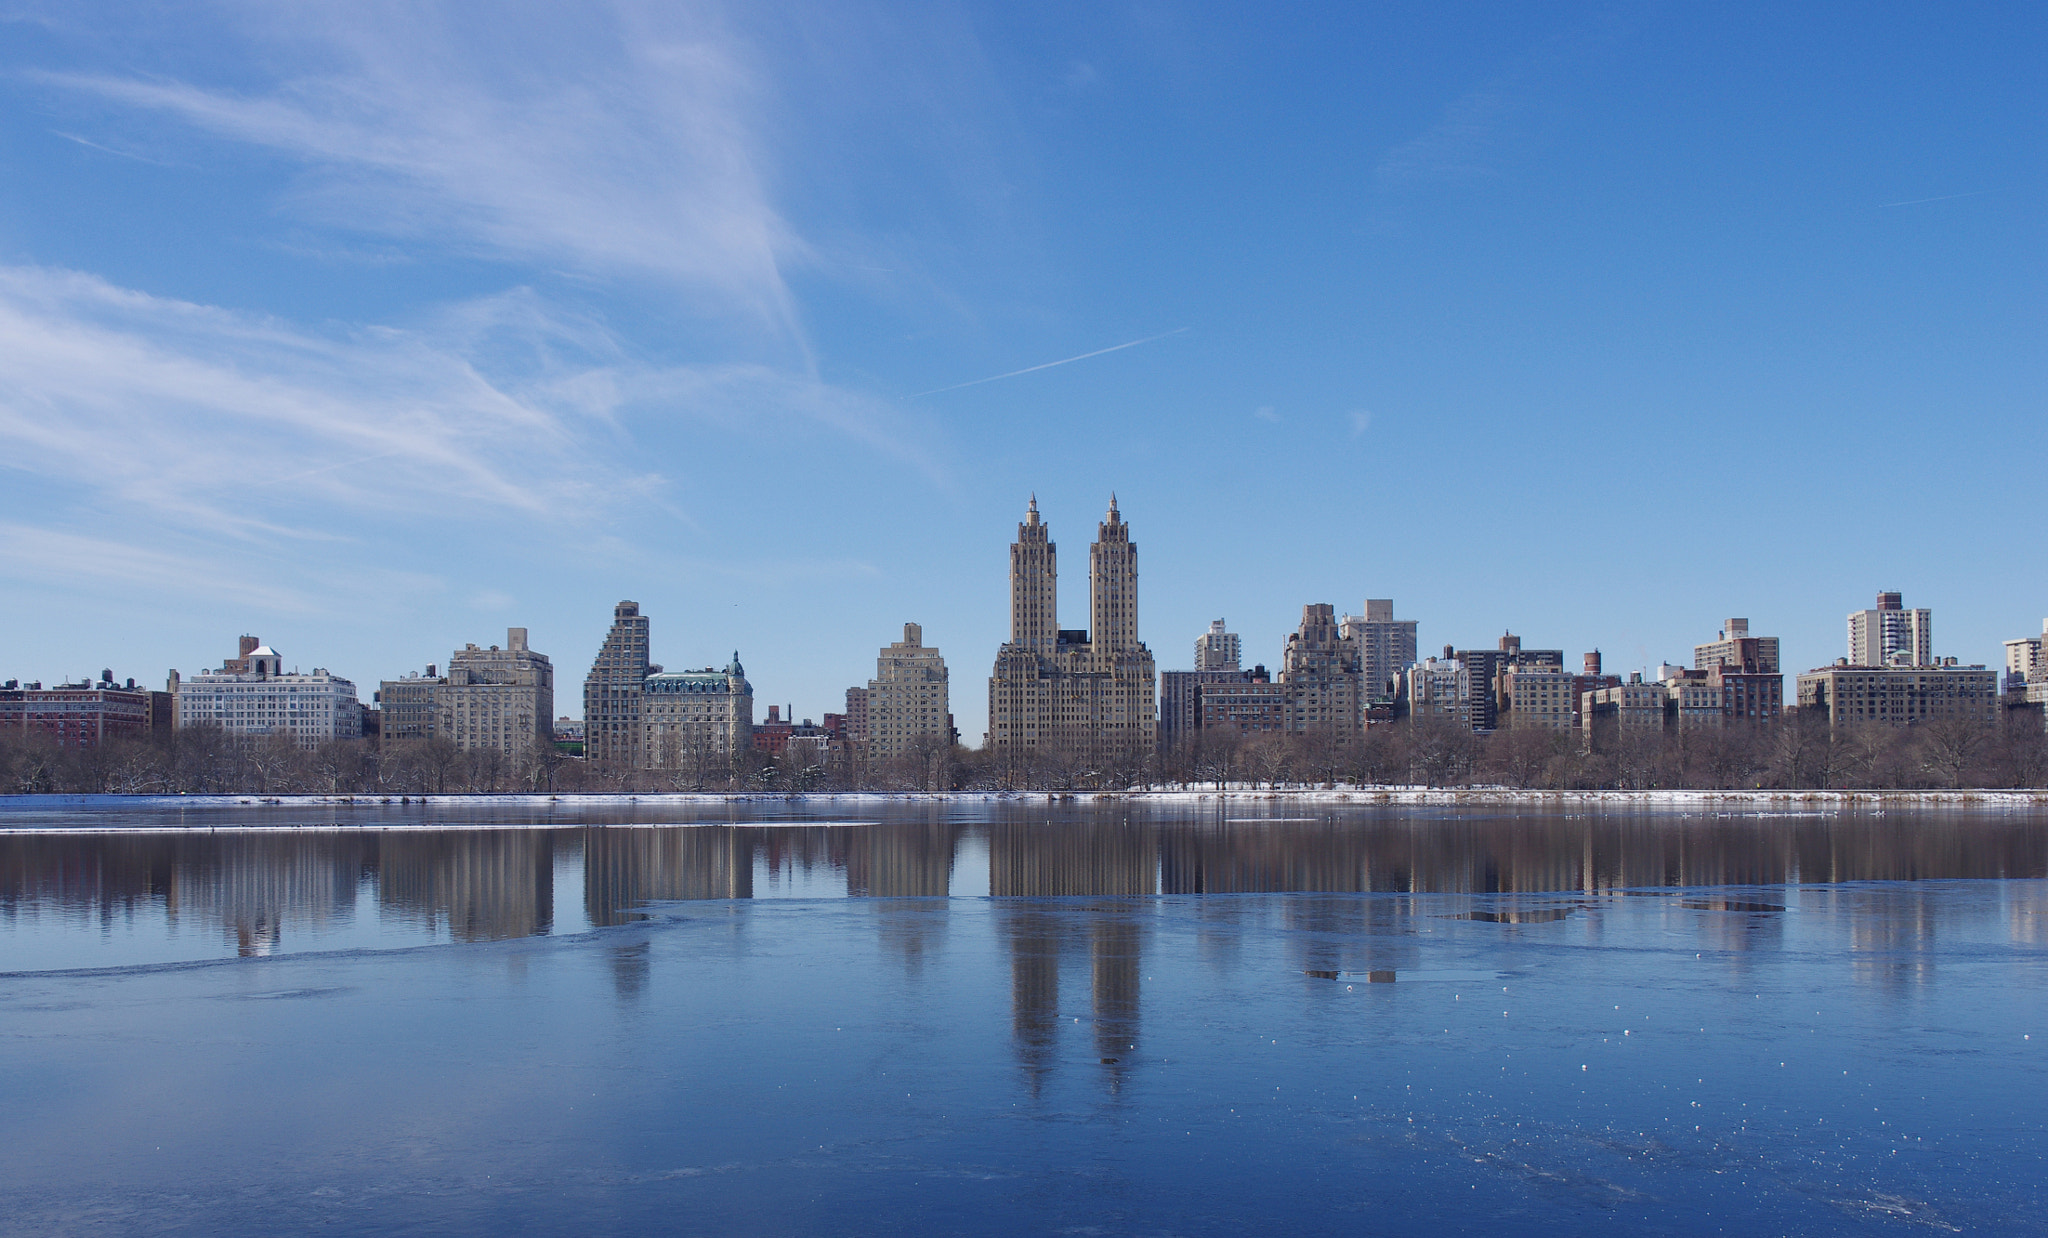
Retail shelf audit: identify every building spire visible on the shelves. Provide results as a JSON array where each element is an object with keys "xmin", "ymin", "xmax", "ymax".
[{"xmin": 1026, "ymin": 493, "xmax": 1040, "ymax": 526}]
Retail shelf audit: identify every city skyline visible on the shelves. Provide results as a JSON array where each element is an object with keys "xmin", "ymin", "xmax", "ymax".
[
  {"xmin": 4, "ymin": 549, "xmax": 2031, "ymax": 746},
  {"xmin": 2, "ymin": 5, "xmax": 2043, "ymax": 743}
]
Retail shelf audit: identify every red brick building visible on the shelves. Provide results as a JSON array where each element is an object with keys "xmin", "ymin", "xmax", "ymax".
[{"xmin": 0, "ymin": 679, "xmax": 154, "ymax": 749}]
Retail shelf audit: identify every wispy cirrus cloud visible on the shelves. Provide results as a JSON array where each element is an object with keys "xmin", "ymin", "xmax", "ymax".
[
  {"xmin": 0, "ymin": 266, "xmax": 646, "ymax": 540},
  {"xmin": 0, "ymin": 266, "xmax": 943, "ymax": 549},
  {"xmin": 1375, "ymin": 89, "xmax": 1517, "ymax": 188},
  {"xmin": 0, "ymin": 522, "xmax": 316, "ymax": 612},
  {"xmin": 38, "ymin": 0, "xmax": 808, "ymax": 346}
]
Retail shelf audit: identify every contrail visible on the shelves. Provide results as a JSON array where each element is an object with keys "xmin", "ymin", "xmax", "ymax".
[
  {"xmin": 913, "ymin": 328, "xmax": 1189, "ymax": 398},
  {"xmin": 255, "ymin": 450, "xmax": 404, "ymax": 487},
  {"xmin": 51, "ymin": 130, "xmax": 172, "ymax": 165},
  {"xmin": 1875, "ymin": 189, "xmax": 1992, "ymax": 209}
]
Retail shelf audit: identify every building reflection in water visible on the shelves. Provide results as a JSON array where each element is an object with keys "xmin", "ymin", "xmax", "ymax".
[
  {"xmin": 1004, "ymin": 906, "xmax": 1062, "ymax": 1097},
  {"xmin": 847, "ymin": 816, "xmax": 959, "ymax": 898},
  {"xmin": 582, "ymin": 827, "xmax": 752, "ymax": 926},
  {"xmin": 378, "ymin": 832, "xmax": 554, "ymax": 942},
  {"xmin": 2, "ymin": 810, "xmax": 2045, "ymax": 985},
  {"xmin": 1090, "ymin": 911, "xmax": 1142, "ymax": 1096},
  {"xmin": 610, "ymin": 938, "xmax": 652, "ymax": 1002},
  {"xmin": 990, "ymin": 819, "xmax": 1156, "ymax": 1096},
  {"xmin": 850, "ymin": 815, "xmax": 962, "ymax": 974},
  {"xmin": 1838, "ymin": 885, "xmax": 1942, "ymax": 991},
  {"xmin": 2011, "ymin": 883, "xmax": 2048, "ymax": 947},
  {"xmin": 0, "ymin": 834, "xmax": 370, "ymax": 957}
]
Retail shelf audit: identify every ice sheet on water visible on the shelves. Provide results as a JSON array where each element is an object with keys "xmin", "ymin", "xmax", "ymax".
[{"xmin": 3, "ymin": 884, "xmax": 2040, "ymax": 1235}]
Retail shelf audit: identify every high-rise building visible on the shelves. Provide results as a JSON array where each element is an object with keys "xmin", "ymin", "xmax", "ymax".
[
  {"xmin": 1160, "ymin": 619, "xmax": 1248, "ymax": 745},
  {"xmin": 1694, "ymin": 618, "xmax": 1781, "ymax": 675},
  {"xmin": 1581, "ymin": 673, "xmax": 1669, "ymax": 734},
  {"xmin": 437, "ymin": 628, "xmax": 554, "ymax": 758},
  {"xmin": 1501, "ymin": 665, "xmax": 1577, "ymax": 730},
  {"xmin": 1847, "ymin": 592, "xmax": 1933, "ymax": 668},
  {"xmin": 1194, "ymin": 620, "xmax": 1240, "ymax": 672},
  {"xmin": 1657, "ymin": 668, "xmax": 1727, "ymax": 728},
  {"xmin": 172, "ymin": 637, "xmax": 361, "ymax": 746},
  {"xmin": 2003, "ymin": 619, "xmax": 2046, "ymax": 691},
  {"xmin": 1340, "ymin": 600, "xmax": 1419, "ymax": 703},
  {"xmin": 584, "ymin": 601, "xmax": 651, "ymax": 766},
  {"xmin": 1711, "ymin": 666, "xmax": 1783, "ymax": 721},
  {"xmin": 1277, "ymin": 603, "xmax": 1365, "ymax": 736},
  {"xmin": 582, "ymin": 601, "xmax": 751, "ymax": 770},
  {"xmin": 1465, "ymin": 633, "xmax": 1563, "ymax": 730},
  {"xmin": 987, "ymin": 496, "xmax": 1158, "ymax": 762},
  {"xmin": 1678, "ymin": 618, "xmax": 1784, "ymax": 723},
  {"xmin": 1195, "ymin": 670, "xmax": 1288, "ymax": 734},
  {"xmin": 843, "ymin": 686, "xmax": 870, "ymax": 744},
  {"xmin": 1160, "ymin": 669, "xmax": 1252, "ymax": 743},
  {"xmin": 864, "ymin": 622, "xmax": 951, "ymax": 764}
]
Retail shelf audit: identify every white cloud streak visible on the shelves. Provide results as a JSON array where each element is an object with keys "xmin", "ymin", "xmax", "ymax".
[
  {"xmin": 0, "ymin": 266, "xmax": 943, "ymax": 552},
  {"xmin": 0, "ymin": 522, "xmax": 313, "ymax": 612},
  {"xmin": 0, "ymin": 266, "xmax": 634, "ymax": 539},
  {"xmin": 39, "ymin": 0, "xmax": 807, "ymax": 346}
]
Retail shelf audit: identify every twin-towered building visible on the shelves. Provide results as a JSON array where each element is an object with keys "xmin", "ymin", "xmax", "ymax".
[{"xmin": 987, "ymin": 497, "xmax": 1159, "ymax": 762}]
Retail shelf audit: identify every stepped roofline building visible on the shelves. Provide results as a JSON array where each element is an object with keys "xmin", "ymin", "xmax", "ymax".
[
  {"xmin": 988, "ymin": 496, "xmax": 1157, "ymax": 766},
  {"xmin": 583, "ymin": 602, "xmax": 752, "ymax": 772},
  {"xmin": 864, "ymin": 623, "xmax": 952, "ymax": 765}
]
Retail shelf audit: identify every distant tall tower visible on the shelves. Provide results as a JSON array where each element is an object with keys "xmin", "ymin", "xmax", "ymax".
[
  {"xmin": 584, "ymin": 600, "xmax": 650, "ymax": 766},
  {"xmin": 1194, "ymin": 619, "xmax": 1241, "ymax": 672},
  {"xmin": 1090, "ymin": 496, "xmax": 1139, "ymax": 654},
  {"xmin": 1010, "ymin": 496, "xmax": 1058, "ymax": 652},
  {"xmin": 988, "ymin": 496, "xmax": 1158, "ymax": 769},
  {"xmin": 1340, "ymin": 599, "xmax": 1419, "ymax": 701},
  {"xmin": 1847, "ymin": 591, "xmax": 1933, "ymax": 667}
]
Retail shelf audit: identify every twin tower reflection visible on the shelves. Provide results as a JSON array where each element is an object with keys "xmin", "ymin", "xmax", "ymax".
[{"xmin": 7, "ymin": 809, "xmax": 2048, "ymax": 1088}]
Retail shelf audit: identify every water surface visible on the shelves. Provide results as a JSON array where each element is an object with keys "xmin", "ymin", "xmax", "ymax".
[{"xmin": 2, "ymin": 801, "xmax": 2043, "ymax": 1234}]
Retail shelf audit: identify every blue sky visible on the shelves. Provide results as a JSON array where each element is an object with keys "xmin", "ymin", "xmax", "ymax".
[{"xmin": 1, "ymin": 1, "xmax": 2042, "ymax": 738}]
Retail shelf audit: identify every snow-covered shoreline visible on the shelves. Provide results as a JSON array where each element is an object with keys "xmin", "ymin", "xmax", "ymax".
[{"xmin": 3, "ymin": 787, "xmax": 2046, "ymax": 814}]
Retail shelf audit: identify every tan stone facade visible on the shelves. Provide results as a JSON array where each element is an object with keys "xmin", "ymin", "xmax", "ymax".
[
  {"xmin": 1401, "ymin": 656, "xmax": 1470, "ymax": 724},
  {"xmin": 1795, "ymin": 663, "xmax": 1997, "ymax": 726},
  {"xmin": 1277, "ymin": 603, "xmax": 1364, "ymax": 736},
  {"xmin": 1502, "ymin": 665, "xmax": 1576, "ymax": 730},
  {"xmin": 437, "ymin": 628, "xmax": 554, "ymax": 757},
  {"xmin": 643, "ymin": 656, "xmax": 752, "ymax": 771},
  {"xmin": 582, "ymin": 600, "xmax": 751, "ymax": 771},
  {"xmin": 865, "ymin": 623, "xmax": 950, "ymax": 764},
  {"xmin": 988, "ymin": 497, "xmax": 1157, "ymax": 763}
]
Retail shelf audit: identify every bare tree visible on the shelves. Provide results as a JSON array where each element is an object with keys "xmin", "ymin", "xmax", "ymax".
[
  {"xmin": 1408, "ymin": 718, "xmax": 1476, "ymax": 788},
  {"xmin": 1920, "ymin": 716, "xmax": 1992, "ymax": 789}
]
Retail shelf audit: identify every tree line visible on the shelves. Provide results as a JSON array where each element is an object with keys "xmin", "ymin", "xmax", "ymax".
[{"xmin": 4, "ymin": 712, "xmax": 2045, "ymax": 795}]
